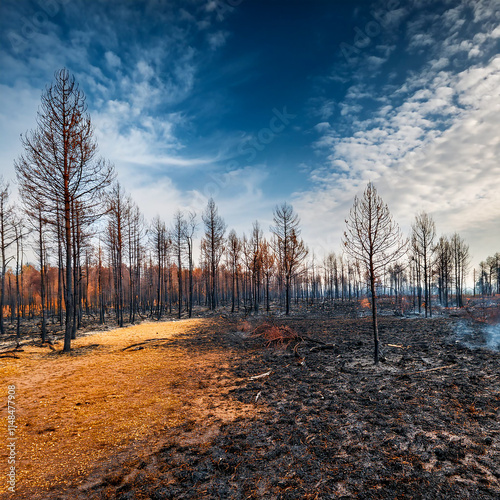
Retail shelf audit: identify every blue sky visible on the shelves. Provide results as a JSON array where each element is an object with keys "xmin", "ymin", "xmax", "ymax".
[{"xmin": 0, "ymin": 0, "xmax": 499, "ymax": 267}]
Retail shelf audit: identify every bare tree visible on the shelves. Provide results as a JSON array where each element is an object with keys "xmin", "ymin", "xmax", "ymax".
[
  {"xmin": 411, "ymin": 212, "xmax": 436, "ymax": 318},
  {"xmin": 271, "ymin": 202, "xmax": 308, "ymax": 315},
  {"xmin": 0, "ymin": 180, "xmax": 15, "ymax": 335},
  {"xmin": 15, "ymin": 69, "xmax": 114, "ymax": 351},
  {"xmin": 250, "ymin": 221, "xmax": 263, "ymax": 312},
  {"xmin": 434, "ymin": 236, "xmax": 452, "ymax": 307},
  {"xmin": 451, "ymin": 233, "xmax": 469, "ymax": 306},
  {"xmin": 260, "ymin": 238, "xmax": 275, "ymax": 313},
  {"xmin": 24, "ymin": 200, "xmax": 49, "ymax": 341},
  {"xmin": 241, "ymin": 233, "xmax": 253, "ymax": 310},
  {"xmin": 125, "ymin": 198, "xmax": 144, "ymax": 323},
  {"xmin": 172, "ymin": 211, "xmax": 187, "ymax": 319},
  {"xmin": 493, "ymin": 252, "xmax": 500, "ymax": 295},
  {"xmin": 323, "ymin": 252, "xmax": 339, "ymax": 301},
  {"xmin": 227, "ymin": 230, "xmax": 241, "ymax": 313},
  {"xmin": 202, "ymin": 199, "xmax": 226, "ymax": 310},
  {"xmin": 343, "ymin": 182, "xmax": 407, "ymax": 364},
  {"xmin": 150, "ymin": 216, "xmax": 169, "ymax": 320},
  {"xmin": 183, "ymin": 212, "xmax": 197, "ymax": 318},
  {"xmin": 12, "ymin": 217, "xmax": 28, "ymax": 347},
  {"xmin": 107, "ymin": 182, "xmax": 127, "ymax": 327}
]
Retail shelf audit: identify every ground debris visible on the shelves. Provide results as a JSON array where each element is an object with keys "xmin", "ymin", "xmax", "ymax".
[{"xmin": 7, "ymin": 316, "xmax": 500, "ymax": 500}]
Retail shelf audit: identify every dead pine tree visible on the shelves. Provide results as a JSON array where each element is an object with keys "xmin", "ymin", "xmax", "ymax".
[
  {"xmin": 411, "ymin": 212, "xmax": 436, "ymax": 318},
  {"xmin": 183, "ymin": 212, "xmax": 197, "ymax": 318},
  {"xmin": 260, "ymin": 238, "xmax": 275, "ymax": 313},
  {"xmin": 0, "ymin": 179, "xmax": 15, "ymax": 336},
  {"xmin": 21, "ymin": 198, "xmax": 49, "ymax": 342},
  {"xmin": 451, "ymin": 232, "xmax": 470, "ymax": 308},
  {"xmin": 202, "ymin": 199, "xmax": 226, "ymax": 310},
  {"xmin": 250, "ymin": 221, "xmax": 263, "ymax": 313},
  {"xmin": 171, "ymin": 210, "xmax": 187, "ymax": 319},
  {"xmin": 125, "ymin": 199, "xmax": 144, "ymax": 324},
  {"xmin": 434, "ymin": 235, "xmax": 453, "ymax": 307},
  {"xmin": 12, "ymin": 217, "xmax": 28, "ymax": 348},
  {"xmin": 15, "ymin": 69, "xmax": 114, "ymax": 352},
  {"xmin": 271, "ymin": 203, "xmax": 308, "ymax": 315},
  {"xmin": 106, "ymin": 182, "xmax": 127, "ymax": 327},
  {"xmin": 343, "ymin": 182, "xmax": 407, "ymax": 364},
  {"xmin": 227, "ymin": 230, "xmax": 241, "ymax": 313},
  {"xmin": 150, "ymin": 216, "xmax": 169, "ymax": 320}
]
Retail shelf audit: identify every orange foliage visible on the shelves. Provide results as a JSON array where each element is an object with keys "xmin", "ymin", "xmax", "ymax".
[
  {"xmin": 360, "ymin": 298, "xmax": 371, "ymax": 309},
  {"xmin": 252, "ymin": 322, "xmax": 299, "ymax": 347}
]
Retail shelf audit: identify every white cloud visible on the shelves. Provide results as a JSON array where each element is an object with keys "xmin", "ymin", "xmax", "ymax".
[
  {"xmin": 0, "ymin": 84, "xmax": 41, "ymax": 182},
  {"xmin": 105, "ymin": 50, "xmax": 121, "ymax": 68},
  {"xmin": 301, "ymin": 1, "xmax": 500, "ymax": 268},
  {"xmin": 207, "ymin": 31, "xmax": 229, "ymax": 50}
]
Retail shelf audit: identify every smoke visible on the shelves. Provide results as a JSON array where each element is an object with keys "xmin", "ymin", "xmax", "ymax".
[
  {"xmin": 485, "ymin": 324, "xmax": 500, "ymax": 351},
  {"xmin": 453, "ymin": 320, "xmax": 500, "ymax": 352}
]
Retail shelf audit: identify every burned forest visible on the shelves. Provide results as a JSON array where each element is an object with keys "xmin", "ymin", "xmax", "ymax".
[{"xmin": 2, "ymin": 2, "xmax": 500, "ymax": 497}]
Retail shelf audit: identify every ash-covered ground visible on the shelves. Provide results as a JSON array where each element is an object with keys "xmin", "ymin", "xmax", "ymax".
[{"xmin": 20, "ymin": 315, "xmax": 500, "ymax": 499}]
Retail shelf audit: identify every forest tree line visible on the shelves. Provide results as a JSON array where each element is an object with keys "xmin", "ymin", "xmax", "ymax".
[{"xmin": 2, "ymin": 69, "xmax": 499, "ymax": 352}]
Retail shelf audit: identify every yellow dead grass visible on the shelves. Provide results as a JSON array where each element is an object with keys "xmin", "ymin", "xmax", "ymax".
[{"xmin": 0, "ymin": 319, "xmax": 253, "ymax": 496}]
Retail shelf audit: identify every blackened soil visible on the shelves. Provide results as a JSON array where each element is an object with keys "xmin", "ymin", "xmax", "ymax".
[{"xmin": 40, "ymin": 317, "xmax": 500, "ymax": 499}]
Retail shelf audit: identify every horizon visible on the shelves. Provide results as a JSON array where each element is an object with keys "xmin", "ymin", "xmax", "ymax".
[{"xmin": 1, "ymin": 0, "xmax": 499, "ymax": 275}]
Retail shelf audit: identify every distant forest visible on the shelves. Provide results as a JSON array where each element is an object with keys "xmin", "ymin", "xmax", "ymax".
[{"xmin": 2, "ymin": 70, "xmax": 499, "ymax": 352}]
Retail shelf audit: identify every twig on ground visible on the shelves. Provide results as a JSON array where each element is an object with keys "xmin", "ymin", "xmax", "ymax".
[
  {"xmin": 404, "ymin": 364, "xmax": 457, "ymax": 376},
  {"xmin": 310, "ymin": 344, "xmax": 336, "ymax": 352},
  {"xmin": 250, "ymin": 371, "xmax": 271, "ymax": 380}
]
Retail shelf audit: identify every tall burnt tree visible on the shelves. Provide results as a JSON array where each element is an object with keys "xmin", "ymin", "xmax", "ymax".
[
  {"xmin": 323, "ymin": 252, "xmax": 339, "ymax": 301},
  {"xmin": 271, "ymin": 203, "xmax": 308, "ymax": 315},
  {"xmin": 171, "ymin": 210, "xmax": 187, "ymax": 319},
  {"xmin": 107, "ymin": 182, "xmax": 126, "ymax": 327},
  {"xmin": 451, "ymin": 233, "xmax": 470, "ymax": 307},
  {"xmin": 250, "ymin": 221, "xmax": 263, "ymax": 312},
  {"xmin": 23, "ymin": 200, "xmax": 49, "ymax": 341},
  {"xmin": 411, "ymin": 212, "xmax": 436, "ymax": 318},
  {"xmin": 343, "ymin": 182, "xmax": 407, "ymax": 364},
  {"xmin": 260, "ymin": 238, "xmax": 275, "ymax": 313},
  {"xmin": 15, "ymin": 69, "xmax": 113, "ymax": 351},
  {"xmin": 434, "ymin": 236, "xmax": 452, "ymax": 307},
  {"xmin": 241, "ymin": 234, "xmax": 252, "ymax": 310},
  {"xmin": 202, "ymin": 199, "xmax": 226, "ymax": 310},
  {"xmin": 125, "ymin": 199, "xmax": 144, "ymax": 323},
  {"xmin": 492, "ymin": 253, "xmax": 500, "ymax": 295},
  {"xmin": 227, "ymin": 230, "xmax": 241, "ymax": 313},
  {"xmin": 150, "ymin": 216, "xmax": 169, "ymax": 320},
  {"xmin": 183, "ymin": 212, "xmax": 197, "ymax": 318},
  {"xmin": 12, "ymin": 217, "xmax": 27, "ymax": 347},
  {"xmin": 0, "ymin": 180, "xmax": 15, "ymax": 335}
]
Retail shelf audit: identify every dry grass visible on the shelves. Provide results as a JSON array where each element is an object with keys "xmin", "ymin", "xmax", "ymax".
[
  {"xmin": 251, "ymin": 322, "xmax": 299, "ymax": 347},
  {"xmin": 0, "ymin": 319, "xmax": 255, "ymax": 497}
]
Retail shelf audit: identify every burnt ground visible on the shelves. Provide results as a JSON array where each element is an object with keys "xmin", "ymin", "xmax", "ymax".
[{"xmin": 6, "ymin": 314, "xmax": 500, "ymax": 499}]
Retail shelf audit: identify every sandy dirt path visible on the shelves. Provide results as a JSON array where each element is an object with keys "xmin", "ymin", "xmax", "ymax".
[{"xmin": 0, "ymin": 319, "xmax": 255, "ymax": 498}]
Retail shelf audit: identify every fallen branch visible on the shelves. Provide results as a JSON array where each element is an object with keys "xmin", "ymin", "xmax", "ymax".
[
  {"xmin": 404, "ymin": 364, "xmax": 457, "ymax": 376},
  {"xmin": 0, "ymin": 354, "xmax": 19, "ymax": 359},
  {"xmin": 250, "ymin": 371, "xmax": 271, "ymax": 380},
  {"xmin": 387, "ymin": 344, "xmax": 404, "ymax": 348}
]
